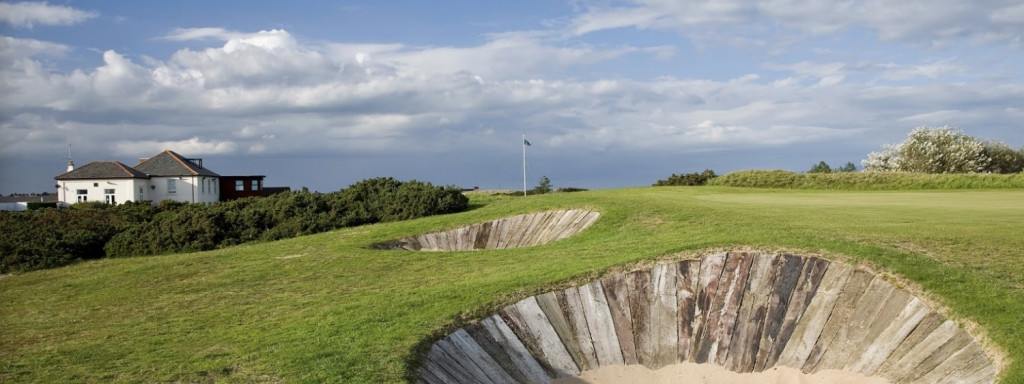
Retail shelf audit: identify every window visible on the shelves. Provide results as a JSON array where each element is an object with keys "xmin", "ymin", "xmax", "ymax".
[
  {"xmin": 201, "ymin": 178, "xmax": 206, "ymax": 193},
  {"xmin": 76, "ymin": 189, "xmax": 88, "ymax": 202},
  {"xmin": 104, "ymin": 189, "xmax": 116, "ymax": 204},
  {"xmin": 236, "ymin": 180, "xmax": 244, "ymax": 191},
  {"xmin": 167, "ymin": 179, "xmax": 177, "ymax": 194},
  {"xmin": 251, "ymin": 180, "xmax": 259, "ymax": 191}
]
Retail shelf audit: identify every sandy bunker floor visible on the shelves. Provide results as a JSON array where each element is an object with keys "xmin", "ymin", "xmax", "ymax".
[{"xmin": 552, "ymin": 363, "xmax": 890, "ymax": 384}]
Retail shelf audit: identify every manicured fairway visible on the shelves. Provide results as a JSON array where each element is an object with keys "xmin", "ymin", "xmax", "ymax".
[{"xmin": 2, "ymin": 187, "xmax": 1022, "ymax": 383}]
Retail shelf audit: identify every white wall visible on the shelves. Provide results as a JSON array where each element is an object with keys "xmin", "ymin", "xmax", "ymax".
[
  {"xmin": 57, "ymin": 179, "xmax": 146, "ymax": 206},
  {"xmin": 56, "ymin": 176, "xmax": 221, "ymax": 206},
  {"xmin": 149, "ymin": 176, "xmax": 219, "ymax": 204},
  {"xmin": 196, "ymin": 176, "xmax": 219, "ymax": 204}
]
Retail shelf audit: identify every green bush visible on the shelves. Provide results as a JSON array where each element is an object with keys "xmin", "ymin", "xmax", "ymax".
[
  {"xmin": 984, "ymin": 141, "xmax": 1024, "ymax": 174},
  {"xmin": 26, "ymin": 202, "xmax": 57, "ymax": 210},
  {"xmin": 808, "ymin": 161, "xmax": 832, "ymax": 173},
  {"xmin": 2, "ymin": 178, "xmax": 469, "ymax": 271},
  {"xmin": 0, "ymin": 208, "xmax": 133, "ymax": 273},
  {"xmin": 104, "ymin": 178, "xmax": 468, "ymax": 258},
  {"xmin": 808, "ymin": 161, "xmax": 857, "ymax": 173},
  {"xmin": 654, "ymin": 169, "xmax": 717, "ymax": 186}
]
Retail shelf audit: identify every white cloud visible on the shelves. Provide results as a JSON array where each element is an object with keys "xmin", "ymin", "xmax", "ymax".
[
  {"xmin": 991, "ymin": 3, "xmax": 1024, "ymax": 24},
  {"xmin": 569, "ymin": 6, "xmax": 665, "ymax": 36},
  {"xmin": 569, "ymin": 0, "xmax": 1024, "ymax": 47},
  {"xmin": 0, "ymin": 35, "xmax": 69, "ymax": 59},
  {"xmin": 571, "ymin": 0, "xmax": 757, "ymax": 34},
  {"xmin": 765, "ymin": 61, "xmax": 847, "ymax": 85},
  {"xmin": 766, "ymin": 58, "xmax": 968, "ymax": 85},
  {"xmin": 0, "ymin": 1, "xmax": 97, "ymax": 28},
  {"xmin": 683, "ymin": 120, "xmax": 852, "ymax": 145},
  {"xmin": 898, "ymin": 109, "xmax": 969, "ymax": 124},
  {"xmin": 113, "ymin": 137, "xmax": 238, "ymax": 158},
  {"xmin": 356, "ymin": 32, "xmax": 674, "ymax": 80},
  {"xmin": 159, "ymin": 27, "xmax": 245, "ymax": 42},
  {"xmin": 877, "ymin": 59, "xmax": 964, "ymax": 80}
]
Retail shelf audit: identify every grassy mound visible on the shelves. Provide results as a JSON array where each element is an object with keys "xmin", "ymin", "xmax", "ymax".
[
  {"xmin": 709, "ymin": 169, "xmax": 1024, "ymax": 190},
  {"xmin": 2, "ymin": 186, "xmax": 1022, "ymax": 383}
]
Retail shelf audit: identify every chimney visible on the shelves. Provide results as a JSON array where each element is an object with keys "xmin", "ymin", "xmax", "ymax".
[{"xmin": 65, "ymin": 144, "xmax": 74, "ymax": 172}]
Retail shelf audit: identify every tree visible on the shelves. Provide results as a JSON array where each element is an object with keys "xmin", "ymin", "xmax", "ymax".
[
  {"xmin": 983, "ymin": 141, "xmax": 1024, "ymax": 174},
  {"xmin": 533, "ymin": 176, "xmax": 552, "ymax": 194},
  {"xmin": 837, "ymin": 162, "xmax": 857, "ymax": 172},
  {"xmin": 653, "ymin": 169, "xmax": 717, "ymax": 186},
  {"xmin": 808, "ymin": 161, "xmax": 832, "ymax": 173},
  {"xmin": 863, "ymin": 126, "xmax": 993, "ymax": 173}
]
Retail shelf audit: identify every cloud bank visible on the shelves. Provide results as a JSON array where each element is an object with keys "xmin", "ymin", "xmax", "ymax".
[
  {"xmin": 0, "ymin": 1, "xmax": 97, "ymax": 28},
  {"xmin": 1, "ymin": 1, "xmax": 1021, "ymax": 193}
]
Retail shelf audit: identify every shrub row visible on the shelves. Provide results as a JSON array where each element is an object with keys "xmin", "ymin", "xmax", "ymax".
[
  {"xmin": 708, "ymin": 170, "xmax": 1024, "ymax": 190},
  {"xmin": 0, "ymin": 178, "xmax": 468, "ymax": 273}
]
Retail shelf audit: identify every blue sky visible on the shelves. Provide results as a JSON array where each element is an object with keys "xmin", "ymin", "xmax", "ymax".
[{"xmin": 2, "ymin": 1, "xmax": 1023, "ymax": 194}]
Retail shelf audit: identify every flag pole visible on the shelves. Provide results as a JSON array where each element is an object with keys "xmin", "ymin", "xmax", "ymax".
[{"xmin": 522, "ymin": 134, "xmax": 527, "ymax": 196}]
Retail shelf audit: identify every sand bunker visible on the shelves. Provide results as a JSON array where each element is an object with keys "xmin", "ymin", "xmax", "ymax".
[
  {"xmin": 418, "ymin": 251, "xmax": 998, "ymax": 384},
  {"xmin": 376, "ymin": 209, "xmax": 599, "ymax": 251},
  {"xmin": 554, "ymin": 363, "xmax": 890, "ymax": 384}
]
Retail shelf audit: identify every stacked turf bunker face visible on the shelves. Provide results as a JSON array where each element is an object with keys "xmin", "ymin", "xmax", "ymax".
[
  {"xmin": 376, "ymin": 209, "xmax": 601, "ymax": 251},
  {"xmin": 418, "ymin": 253, "xmax": 997, "ymax": 384},
  {"xmin": 387, "ymin": 213, "xmax": 997, "ymax": 383}
]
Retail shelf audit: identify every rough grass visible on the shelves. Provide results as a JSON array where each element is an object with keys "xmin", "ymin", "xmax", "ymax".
[
  {"xmin": 2, "ymin": 186, "xmax": 1022, "ymax": 383},
  {"xmin": 709, "ymin": 169, "xmax": 1024, "ymax": 189}
]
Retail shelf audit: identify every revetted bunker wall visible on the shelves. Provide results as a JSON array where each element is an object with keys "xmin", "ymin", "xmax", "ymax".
[
  {"xmin": 377, "ymin": 209, "xmax": 600, "ymax": 251},
  {"xmin": 418, "ymin": 252, "xmax": 997, "ymax": 384}
]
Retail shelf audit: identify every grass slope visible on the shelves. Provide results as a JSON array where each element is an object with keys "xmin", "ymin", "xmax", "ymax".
[{"xmin": 2, "ymin": 187, "xmax": 1023, "ymax": 383}]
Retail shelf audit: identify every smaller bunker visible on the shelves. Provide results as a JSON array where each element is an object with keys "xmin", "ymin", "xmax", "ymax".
[{"xmin": 376, "ymin": 209, "xmax": 600, "ymax": 251}]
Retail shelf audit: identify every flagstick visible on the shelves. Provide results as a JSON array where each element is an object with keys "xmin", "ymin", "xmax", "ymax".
[{"xmin": 522, "ymin": 134, "xmax": 527, "ymax": 196}]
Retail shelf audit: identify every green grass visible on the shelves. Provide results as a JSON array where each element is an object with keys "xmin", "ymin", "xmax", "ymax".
[{"xmin": 2, "ymin": 186, "xmax": 1023, "ymax": 383}]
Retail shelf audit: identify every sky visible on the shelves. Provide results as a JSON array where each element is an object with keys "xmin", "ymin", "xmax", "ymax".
[{"xmin": 1, "ymin": 1, "xmax": 1023, "ymax": 194}]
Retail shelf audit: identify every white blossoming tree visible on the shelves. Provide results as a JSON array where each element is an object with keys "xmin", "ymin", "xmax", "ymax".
[{"xmin": 862, "ymin": 126, "xmax": 994, "ymax": 173}]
